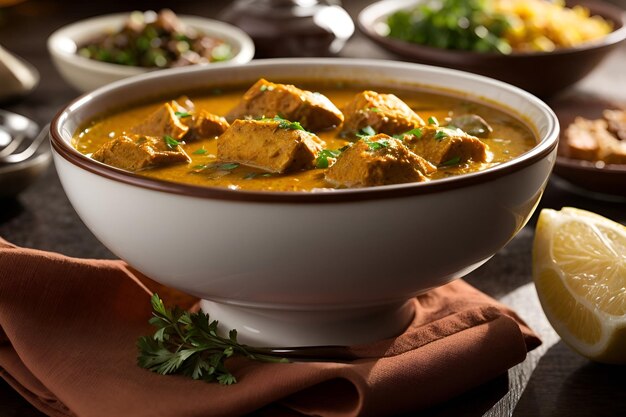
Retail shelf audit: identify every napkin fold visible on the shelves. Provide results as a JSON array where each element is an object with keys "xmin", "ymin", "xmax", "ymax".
[{"xmin": 0, "ymin": 238, "xmax": 540, "ymax": 417}]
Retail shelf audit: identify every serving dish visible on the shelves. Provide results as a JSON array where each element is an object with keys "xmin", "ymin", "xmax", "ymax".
[
  {"xmin": 358, "ymin": 0, "xmax": 626, "ymax": 97},
  {"xmin": 50, "ymin": 58, "xmax": 559, "ymax": 346},
  {"xmin": 553, "ymin": 156, "xmax": 626, "ymax": 198},
  {"xmin": 47, "ymin": 12, "xmax": 255, "ymax": 93}
]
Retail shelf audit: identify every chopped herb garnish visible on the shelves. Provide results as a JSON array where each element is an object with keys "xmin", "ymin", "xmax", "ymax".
[
  {"xmin": 164, "ymin": 135, "xmax": 181, "ymax": 149},
  {"xmin": 394, "ymin": 127, "xmax": 423, "ymax": 140},
  {"xmin": 369, "ymin": 107, "xmax": 380, "ymax": 113},
  {"xmin": 174, "ymin": 111, "xmax": 192, "ymax": 118},
  {"xmin": 137, "ymin": 294, "xmax": 287, "ymax": 385},
  {"xmin": 260, "ymin": 85, "xmax": 275, "ymax": 92},
  {"xmin": 243, "ymin": 172, "xmax": 273, "ymax": 180},
  {"xmin": 356, "ymin": 125, "xmax": 376, "ymax": 138},
  {"xmin": 434, "ymin": 130, "xmax": 449, "ymax": 141},
  {"xmin": 315, "ymin": 149, "xmax": 343, "ymax": 169},
  {"xmin": 364, "ymin": 139, "xmax": 390, "ymax": 151},
  {"xmin": 219, "ymin": 163, "xmax": 240, "ymax": 170},
  {"xmin": 190, "ymin": 162, "xmax": 239, "ymax": 173},
  {"xmin": 439, "ymin": 156, "xmax": 462, "ymax": 167},
  {"xmin": 261, "ymin": 115, "xmax": 306, "ymax": 131},
  {"xmin": 193, "ymin": 148, "xmax": 208, "ymax": 155},
  {"xmin": 428, "ymin": 116, "xmax": 439, "ymax": 126}
]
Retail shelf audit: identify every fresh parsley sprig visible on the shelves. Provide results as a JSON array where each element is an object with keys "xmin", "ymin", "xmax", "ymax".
[{"xmin": 137, "ymin": 294, "xmax": 287, "ymax": 385}]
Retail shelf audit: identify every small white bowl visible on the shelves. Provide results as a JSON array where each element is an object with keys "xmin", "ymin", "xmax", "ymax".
[
  {"xmin": 47, "ymin": 12, "xmax": 255, "ymax": 92},
  {"xmin": 50, "ymin": 59, "xmax": 558, "ymax": 347}
]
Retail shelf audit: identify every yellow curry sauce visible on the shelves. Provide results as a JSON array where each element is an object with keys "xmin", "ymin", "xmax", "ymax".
[{"xmin": 73, "ymin": 82, "xmax": 536, "ymax": 191}]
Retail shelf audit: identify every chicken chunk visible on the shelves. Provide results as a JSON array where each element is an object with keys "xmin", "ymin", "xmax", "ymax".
[
  {"xmin": 325, "ymin": 134, "xmax": 435, "ymax": 187},
  {"xmin": 182, "ymin": 110, "xmax": 230, "ymax": 140},
  {"xmin": 341, "ymin": 91, "xmax": 424, "ymax": 137},
  {"xmin": 401, "ymin": 125, "xmax": 491, "ymax": 166},
  {"xmin": 217, "ymin": 119, "xmax": 325, "ymax": 173},
  {"xmin": 225, "ymin": 79, "xmax": 344, "ymax": 131},
  {"xmin": 131, "ymin": 102, "xmax": 189, "ymax": 140},
  {"xmin": 92, "ymin": 134, "xmax": 191, "ymax": 171}
]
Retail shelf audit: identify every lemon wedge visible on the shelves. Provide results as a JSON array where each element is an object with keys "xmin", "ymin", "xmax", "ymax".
[{"xmin": 533, "ymin": 207, "xmax": 626, "ymax": 364}]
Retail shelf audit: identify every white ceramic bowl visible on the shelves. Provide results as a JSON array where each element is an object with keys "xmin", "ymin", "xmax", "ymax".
[
  {"xmin": 50, "ymin": 59, "xmax": 559, "ymax": 346},
  {"xmin": 47, "ymin": 12, "xmax": 255, "ymax": 92}
]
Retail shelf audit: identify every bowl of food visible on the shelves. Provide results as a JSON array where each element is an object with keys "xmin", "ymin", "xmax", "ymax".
[
  {"xmin": 50, "ymin": 58, "xmax": 558, "ymax": 346},
  {"xmin": 554, "ymin": 106, "xmax": 626, "ymax": 198},
  {"xmin": 47, "ymin": 9, "xmax": 255, "ymax": 92},
  {"xmin": 358, "ymin": 0, "xmax": 626, "ymax": 97}
]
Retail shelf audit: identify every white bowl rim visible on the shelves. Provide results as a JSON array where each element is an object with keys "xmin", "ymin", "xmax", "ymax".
[
  {"xmin": 50, "ymin": 57, "xmax": 559, "ymax": 203},
  {"xmin": 47, "ymin": 11, "xmax": 255, "ymax": 76},
  {"xmin": 358, "ymin": 0, "xmax": 626, "ymax": 58}
]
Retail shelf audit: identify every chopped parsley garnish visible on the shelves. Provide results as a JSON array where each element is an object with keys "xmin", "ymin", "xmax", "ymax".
[
  {"xmin": 218, "ymin": 163, "xmax": 240, "ymax": 170},
  {"xmin": 393, "ymin": 127, "xmax": 423, "ymax": 139},
  {"xmin": 356, "ymin": 125, "xmax": 376, "ymax": 138},
  {"xmin": 174, "ymin": 111, "xmax": 192, "ymax": 118},
  {"xmin": 369, "ymin": 107, "xmax": 380, "ymax": 113},
  {"xmin": 261, "ymin": 115, "xmax": 306, "ymax": 131},
  {"xmin": 364, "ymin": 139, "xmax": 390, "ymax": 151},
  {"xmin": 428, "ymin": 116, "xmax": 439, "ymax": 126},
  {"xmin": 163, "ymin": 135, "xmax": 181, "ymax": 149},
  {"xmin": 439, "ymin": 156, "xmax": 462, "ymax": 167},
  {"xmin": 244, "ymin": 172, "xmax": 273, "ymax": 180},
  {"xmin": 434, "ymin": 130, "xmax": 449, "ymax": 141},
  {"xmin": 315, "ymin": 149, "xmax": 342, "ymax": 169},
  {"xmin": 192, "ymin": 148, "xmax": 208, "ymax": 155},
  {"xmin": 260, "ymin": 85, "xmax": 275, "ymax": 92},
  {"xmin": 191, "ymin": 162, "xmax": 239, "ymax": 172}
]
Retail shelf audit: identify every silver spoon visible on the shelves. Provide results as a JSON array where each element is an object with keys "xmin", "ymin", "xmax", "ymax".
[{"xmin": 0, "ymin": 111, "xmax": 51, "ymax": 197}]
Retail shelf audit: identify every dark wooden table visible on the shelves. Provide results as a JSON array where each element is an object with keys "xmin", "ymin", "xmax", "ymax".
[{"xmin": 1, "ymin": 0, "xmax": 625, "ymax": 416}]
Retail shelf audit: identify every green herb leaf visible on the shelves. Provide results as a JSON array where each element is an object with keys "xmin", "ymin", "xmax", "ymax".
[
  {"xmin": 356, "ymin": 125, "xmax": 376, "ymax": 138},
  {"xmin": 439, "ymin": 155, "xmax": 462, "ymax": 167},
  {"xmin": 261, "ymin": 115, "xmax": 306, "ymax": 131},
  {"xmin": 163, "ymin": 135, "xmax": 181, "ymax": 149},
  {"xmin": 219, "ymin": 163, "xmax": 240, "ymax": 170},
  {"xmin": 369, "ymin": 107, "xmax": 381, "ymax": 113},
  {"xmin": 175, "ymin": 111, "xmax": 192, "ymax": 118},
  {"xmin": 393, "ymin": 127, "xmax": 423, "ymax": 140},
  {"xmin": 192, "ymin": 148, "xmax": 207, "ymax": 155},
  {"xmin": 428, "ymin": 116, "xmax": 439, "ymax": 126},
  {"xmin": 364, "ymin": 139, "xmax": 390, "ymax": 151},
  {"xmin": 434, "ymin": 130, "xmax": 449, "ymax": 141},
  {"xmin": 138, "ymin": 294, "xmax": 287, "ymax": 385},
  {"xmin": 315, "ymin": 149, "xmax": 343, "ymax": 169}
]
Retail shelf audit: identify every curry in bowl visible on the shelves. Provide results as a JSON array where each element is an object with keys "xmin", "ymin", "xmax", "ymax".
[{"xmin": 74, "ymin": 78, "xmax": 536, "ymax": 191}]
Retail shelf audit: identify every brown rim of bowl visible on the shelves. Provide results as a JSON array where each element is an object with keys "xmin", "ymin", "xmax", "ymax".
[
  {"xmin": 358, "ymin": 0, "xmax": 626, "ymax": 59},
  {"xmin": 49, "ymin": 59, "xmax": 560, "ymax": 204}
]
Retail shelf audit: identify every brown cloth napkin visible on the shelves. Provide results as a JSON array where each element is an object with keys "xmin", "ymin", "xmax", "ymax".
[{"xmin": 0, "ymin": 237, "xmax": 540, "ymax": 417}]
